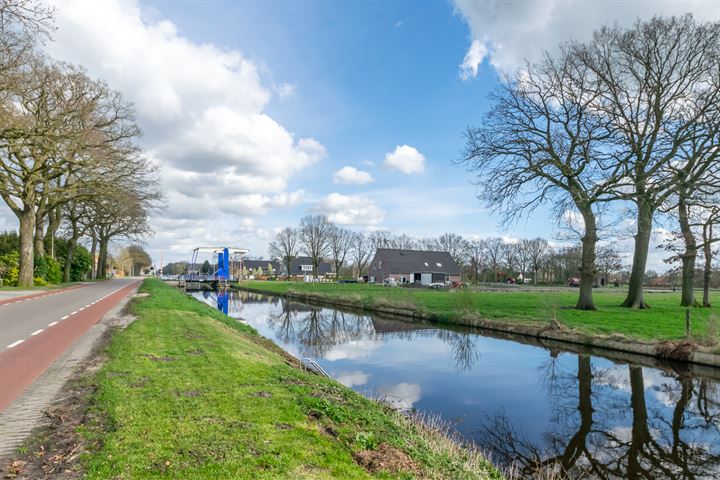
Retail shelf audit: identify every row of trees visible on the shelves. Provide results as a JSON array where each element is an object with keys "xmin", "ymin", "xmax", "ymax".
[
  {"xmin": 267, "ymin": 215, "xmax": 632, "ymax": 286},
  {"xmin": 458, "ymin": 15, "xmax": 720, "ymax": 310},
  {"xmin": 0, "ymin": 1, "xmax": 160, "ymax": 286}
]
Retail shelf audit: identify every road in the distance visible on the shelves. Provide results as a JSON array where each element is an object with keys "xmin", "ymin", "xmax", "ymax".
[{"xmin": 0, "ymin": 278, "xmax": 140, "ymax": 411}]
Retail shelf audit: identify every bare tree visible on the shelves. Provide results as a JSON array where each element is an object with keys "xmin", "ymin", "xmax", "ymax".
[
  {"xmin": 351, "ymin": 231, "xmax": 371, "ymax": 279},
  {"xmin": 466, "ymin": 239, "xmax": 485, "ymax": 282},
  {"xmin": 1, "ymin": 57, "xmax": 142, "ymax": 286},
  {"xmin": 391, "ymin": 233, "xmax": 417, "ymax": 250},
  {"xmin": 501, "ymin": 241, "xmax": 519, "ymax": 277},
  {"xmin": 576, "ymin": 15, "xmax": 720, "ymax": 308},
  {"xmin": 268, "ymin": 227, "xmax": 298, "ymax": 280},
  {"xmin": 596, "ymin": 245, "xmax": 624, "ymax": 287},
  {"xmin": 484, "ymin": 237, "xmax": 504, "ymax": 282},
  {"xmin": 90, "ymin": 189, "xmax": 154, "ymax": 279},
  {"xmin": 368, "ymin": 230, "xmax": 391, "ymax": 250},
  {"xmin": 298, "ymin": 215, "xmax": 330, "ymax": 279},
  {"xmin": 458, "ymin": 44, "xmax": 619, "ymax": 309},
  {"xmin": 327, "ymin": 225, "xmax": 353, "ymax": 280},
  {"xmin": 436, "ymin": 232, "xmax": 468, "ymax": 267},
  {"xmin": 699, "ymin": 205, "xmax": 720, "ymax": 307},
  {"xmin": 526, "ymin": 238, "xmax": 549, "ymax": 285}
]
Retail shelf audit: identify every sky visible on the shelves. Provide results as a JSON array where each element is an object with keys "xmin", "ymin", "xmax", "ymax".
[{"xmin": 2, "ymin": 0, "xmax": 719, "ymax": 268}]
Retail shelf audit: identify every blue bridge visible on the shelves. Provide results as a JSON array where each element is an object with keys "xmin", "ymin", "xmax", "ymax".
[{"xmin": 179, "ymin": 246, "xmax": 248, "ymax": 290}]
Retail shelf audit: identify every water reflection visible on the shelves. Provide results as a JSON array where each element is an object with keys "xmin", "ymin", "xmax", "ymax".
[
  {"xmin": 482, "ymin": 358, "xmax": 720, "ymax": 478},
  {"xmin": 192, "ymin": 290, "xmax": 720, "ymax": 479}
]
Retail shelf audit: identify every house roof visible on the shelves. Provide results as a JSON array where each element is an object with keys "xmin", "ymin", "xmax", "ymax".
[
  {"xmin": 289, "ymin": 256, "xmax": 333, "ymax": 275},
  {"xmin": 243, "ymin": 259, "xmax": 281, "ymax": 271},
  {"xmin": 370, "ymin": 248, "xmax": 460, "ymax": 275}
]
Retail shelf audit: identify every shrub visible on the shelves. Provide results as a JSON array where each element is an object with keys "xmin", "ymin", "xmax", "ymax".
[
  {"xmin": 0, "ymin": 251, "xmax": 20, "ymax": 286},
  {"xmin": 70, "ymin": 246, "xmax": 92, "ymax": 281},
  {"xmin": 34, "ymin": 255, "xmax": 62, "ymax": 284}
]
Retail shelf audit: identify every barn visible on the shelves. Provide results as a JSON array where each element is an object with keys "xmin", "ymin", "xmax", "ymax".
[{"xmin": 367, "ymin": 249, "xmax": 461, "ymax": 285}]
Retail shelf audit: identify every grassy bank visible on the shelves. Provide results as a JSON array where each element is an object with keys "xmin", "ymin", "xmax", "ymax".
[
  {"xmin": 237, "ymin": 281, "xmax": 720, "ymax": 345},
  {"xmin": 79, "ymin": 279, "xmax": 499, "ymax": 479}
]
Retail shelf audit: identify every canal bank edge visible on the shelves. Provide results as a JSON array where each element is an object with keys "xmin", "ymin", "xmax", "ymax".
[
  {"xmin": 5, "ymin": 278, "xmax": 500, "ymax": 479},
  {"xmin": 233, "ymin": 284, "xmax": 720, "ymax": 370}
]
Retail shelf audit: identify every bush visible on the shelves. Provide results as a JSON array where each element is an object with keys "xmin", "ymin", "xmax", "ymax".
[
  {"xmin": 70, "ymin": 246, "xmax": 92, "ymax": 281},
  {"xmin": 0, "ymin": 251, "xmax": 20, "ymax": 286},
  {"xmin": 34, "ymin": 276, "xmax": 46, "ymax": 286},
  {"xmin": 34, "ymin": 255, "xmax": 62, "ymax": 284}
]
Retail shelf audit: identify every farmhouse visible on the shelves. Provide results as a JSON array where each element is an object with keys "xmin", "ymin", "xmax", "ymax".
[
  {"xmin": 243, "ymin": 259, "xmax": 281, "ymax": 277},
  {"xmin": 285, "ymin": 256, "xmax": 335, "ymax": 279},
  {"xmin": 367, "ymin": 249, "xmax": 461, "ymax": 285}
]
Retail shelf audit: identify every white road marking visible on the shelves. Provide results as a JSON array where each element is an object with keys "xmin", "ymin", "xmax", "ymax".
[
  {"xmin": 31, "ymin": 329, "xmax": 44, "ymax": 336},
  {"xmin": 7, "ymin": 340, "xmax": 24, "ymax": 349},
  {"xmin": 61, "ymin": 315, "xmax": 69, "ymax": 320},
  {"xmin": 71, "ymin": 311, "xmax": 78, "ymax": 315},
  {"xmin": 48, "ymin": 321, "xmax": 58, "ymax": 327}
]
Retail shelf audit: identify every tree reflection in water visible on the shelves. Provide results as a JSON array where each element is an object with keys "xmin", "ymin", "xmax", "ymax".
[
  {"xmin": 204, "ymin": 291, "xmax": 720, "ymax": 478},
  {"xmin": 479, "ymin": 356, "xmax": 720, "ymax": 479},
  {"xmin": 265, "ymin": 298, "xmax": 480, "ymax": 371}
]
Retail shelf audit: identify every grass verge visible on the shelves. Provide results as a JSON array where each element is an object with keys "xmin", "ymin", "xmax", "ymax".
[
  {"xmin": 237, "ymin": 281, "xmax": 720, "ymax": 345},
  {"xmin": 76, "ymin": 279, "xmax": 500, "ymax": 479}
]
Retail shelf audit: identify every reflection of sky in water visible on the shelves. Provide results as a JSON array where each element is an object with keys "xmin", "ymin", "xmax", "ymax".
[{"xmin": 192, "ymin": 291, "xmax": 720, "ymax": 477}]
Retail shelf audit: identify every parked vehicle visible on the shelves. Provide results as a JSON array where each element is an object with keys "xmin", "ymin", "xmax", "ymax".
[
  {"xmin": 383, "ymin": 278, "xmax": 398, "ymax": 287},
  {"xmin": 568, "ymin": 277, "xmax": 580, "ymax": 287}
]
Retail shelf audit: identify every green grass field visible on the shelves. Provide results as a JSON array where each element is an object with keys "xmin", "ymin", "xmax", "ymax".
[
  {"xmin": 239, "ymin": 281, "xmax": 720, "ymax": 344},
  {"xmin": 81, "ymin": 279, "xmax": 499, "ymax": 479}
]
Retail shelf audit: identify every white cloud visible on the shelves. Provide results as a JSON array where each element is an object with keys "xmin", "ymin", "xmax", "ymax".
[
  {"xmin": 332, "ymin": 166, "xmax": 374, "ymax": 185},
  {"xmin": 383, "ymin": 145, "xmax": 426, "ymax": 174},
  {"xmin": 377, "ymin": 383, "xmax": 422, "ymax": 409},
  {"xmin": 315, "ymin": 193, "xmax": 385, "ymax": 226},
  {"xmin": 325, "ymin": 339, "xmax": 383, "ymax": 361},
  {"xmin": 315, "ymin": 192, "xmax": 385, "ymax": 225},
  {"xmin": 459, "ymin": 39, "xmax": 488, "ymax": 80},
  {"xmin": 274, "ymin": 82, "xmax": 296, "ymax": 99},
  {"xmin": 336, "ymin": 371, "xmax": 371, "ymax": 387},
  {"xmin": 44, "ymin": 0, "xmax": 326, "ymax": 257},
  {"xmin": 454, "ymin": 0, "xmax": 720, "ymax": 77}
]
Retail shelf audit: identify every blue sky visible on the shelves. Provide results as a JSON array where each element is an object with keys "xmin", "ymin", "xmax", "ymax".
[
  {"xmin": 2, "ymin": 0, "xmax": 718, "ymax": 267},
  {"xmin": 141, "ymin": 0, "xmax": 507, "ymax": 241}
]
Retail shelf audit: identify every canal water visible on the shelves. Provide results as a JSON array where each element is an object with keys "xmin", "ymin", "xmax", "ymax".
[{"xmin": 193, "ymin": 289, "xmax": 720, "ymax": 479}]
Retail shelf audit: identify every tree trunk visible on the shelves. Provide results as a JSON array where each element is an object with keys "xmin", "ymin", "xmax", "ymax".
[
  {"xmin": 63, "ymin": 235, "xmax": 79, "ymax": 283},
  {"xmin": 703, "ymin": 222, "xmax": 713, "ymax": 307},
  {"xmin": 18, "ymin": 208, "xmax": 36, "ymax": 288},
  {"xmin": 576, "ymin": 207, "xmax": 598, "ymax": 310},
  {"xmin": 97, "ymin": 239, "xmax": 109, "ymax": 279},
  {"xmin": 677, "ymin": 196, "xmax": 698, "ymax": 307},
  {"xmin": 622, "ymin": 199, "xmax": 653, "ymax": 308},
  {"xmin": 34, "ymin": 214, "xmax": 45, "ymax": 258},
  {"xmin": 628, "ymin": 365, "xmax": 650, "ymax": 479},
  {"xmin": 46, "ymin": 207, "xmax": 62, "ymax": 259},
  {"xmin": 90, "ymin": 236, "xmax": 98, "ymax": 279}
]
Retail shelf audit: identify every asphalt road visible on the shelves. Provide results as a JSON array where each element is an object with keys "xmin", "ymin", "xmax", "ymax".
[{"xmin": 0, "ymin": 278, "xmax": 141, "ymax": 411}]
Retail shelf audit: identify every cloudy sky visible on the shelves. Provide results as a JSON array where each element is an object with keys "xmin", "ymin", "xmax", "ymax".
[{"xmin": 2, "ymin": 0, "xmax": 718, "ymax": 267}]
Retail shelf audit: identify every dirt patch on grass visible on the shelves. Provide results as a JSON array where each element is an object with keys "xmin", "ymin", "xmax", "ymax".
[
  {"xmin": 253, "ymin": 391, "xmax": 272, "ymax": 398},
  {"xmin": 353, "ymin": 443, "xmax": 419, "ymax": 475}
]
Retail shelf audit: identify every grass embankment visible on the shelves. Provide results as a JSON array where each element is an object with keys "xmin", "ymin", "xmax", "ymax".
[
  {"xmin": 80, "ymin": 279, "xmax": 499, "ymax": 479},
  {"xmin": 238, "ymin": 281, "xmax": 720, "ymax": 344}
]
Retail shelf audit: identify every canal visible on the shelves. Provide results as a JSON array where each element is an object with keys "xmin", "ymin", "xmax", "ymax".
[{"xmin": 193, "ymin": 289, "xmax": 720, "ymax": 478}]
